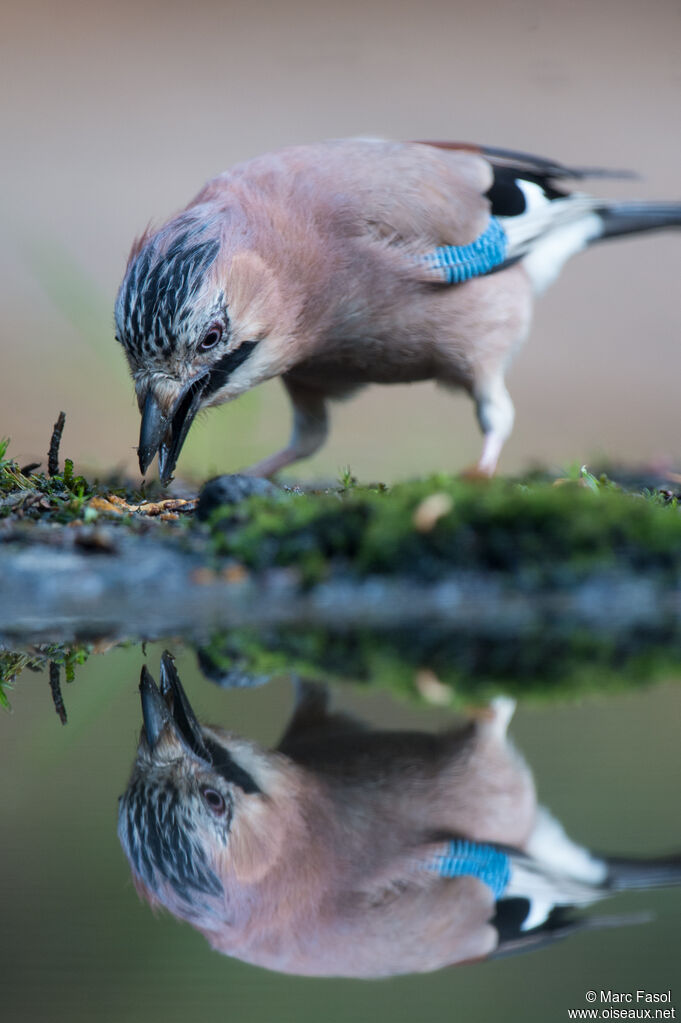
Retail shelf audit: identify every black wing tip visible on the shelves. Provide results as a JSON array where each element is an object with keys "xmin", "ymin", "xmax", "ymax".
[{"xmin": 480, "ymin": 144, "xmax": 639, "ymax": 182}]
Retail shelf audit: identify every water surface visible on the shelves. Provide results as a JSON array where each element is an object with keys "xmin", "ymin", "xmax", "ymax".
[{"xmin": 1, "ymin": 639, "xmax": 679, "ymax": 1022}]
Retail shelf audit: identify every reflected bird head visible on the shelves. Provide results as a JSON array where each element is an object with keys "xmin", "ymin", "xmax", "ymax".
[{"xmin": 117, "ymin": 653, "xmax": 290, "ymax": 929}]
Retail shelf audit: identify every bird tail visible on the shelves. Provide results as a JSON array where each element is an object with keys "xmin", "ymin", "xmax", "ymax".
[
  {"xmin": 504, "ymin": 847, "xmax": 681, "ymax": 933},
  {"xmin": 605, "ymin": 853, "xmax": 681, "ymax": 891},
  {"xmin": 595, "ymin": 201, "xmax": 681, "ymax": 241},
  {"xmin": 508, "ymin": 849, "xmax": 681, "ymax": 904},
  {"xmin": 500, "ymin": 195, "xmax": 681, "ymax": 295}
]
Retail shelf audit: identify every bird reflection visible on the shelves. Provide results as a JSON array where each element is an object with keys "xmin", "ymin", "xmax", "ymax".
[{"xmin": 118, "ymin": 654, "xmax": 681, "ymax": 977}]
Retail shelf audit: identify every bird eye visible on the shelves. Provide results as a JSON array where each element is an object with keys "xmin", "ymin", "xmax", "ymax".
[
  {"xmin": 201, "ymin": 787, "xmax": 226, "ymax": 815},
  {"xmin": 199, "ymin": 324, "xmax": 223, "ymax": 351}
]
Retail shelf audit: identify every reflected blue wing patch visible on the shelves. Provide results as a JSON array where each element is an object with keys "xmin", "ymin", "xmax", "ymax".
[{"xmin": 423, "ymin": 839, "xmax": 511, "ymax": 899}]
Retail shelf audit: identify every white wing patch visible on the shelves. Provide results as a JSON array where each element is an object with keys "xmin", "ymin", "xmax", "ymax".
[
  {"xmin": 521, "ymin": 215, "xmax": 604, "ymax": 294},
  {"xmin": 499, "ymin": 181, "xmax": 604, "ymax": 295},
  {"xmin": 526, "ymin": 807, "xmax": 608, "ymax": 886}
]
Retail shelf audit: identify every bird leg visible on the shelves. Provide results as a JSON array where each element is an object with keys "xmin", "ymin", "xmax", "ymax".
[
  {"xmin": 472, "ymin": 375, "xmax": 515, "ymax": 477},
  {"xmin": 241, "ymin": 376, "xmax": 328, "ymax": 478},
  {"xmin": 471, "ymin": 696, "xmax": 517, "ymax": 737}
]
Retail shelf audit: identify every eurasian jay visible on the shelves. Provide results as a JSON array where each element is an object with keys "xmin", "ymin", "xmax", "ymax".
[
  {"xmin": 114, "ymin": 138, "xmax": 681, "ymax": 481},
  {"xmin": 117, "ymin": 654, "xmax": 681, "ymax": 977}
]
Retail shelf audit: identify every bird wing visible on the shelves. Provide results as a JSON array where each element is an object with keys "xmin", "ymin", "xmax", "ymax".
[
  {"xmin": 347, "ymin": 833, "xmax": 605, "ymax": 965},
  {"xmin": 201, "ymin": 138, "xmax": 494, "ymax": 251},
  {"xmin": 308, "ymin": 838, "xmax": 506, "ymax": 975},
  {"xmin": 317, "ymin": 835, "xmax": 593, "ymax": 975},
  {"xmin": 316, "ymin": 872, "xmax": 499, "ymax": 975},
  {"xmin": 278, "ymin": 139, "xmax": 629, "ymax": 284},
  {"xmin": 195, "ymin": 138, "xmax": 634, "ymax": 298},
  {"xmin": 417, "ymin": 140, "xmax": 637, "ymax": 184}
]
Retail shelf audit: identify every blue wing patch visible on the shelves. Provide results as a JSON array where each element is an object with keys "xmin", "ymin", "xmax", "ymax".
[
  {"xmin": 422, "ymin": 217, "xmax": 508, "ymax": 284},
  {"xmin": 423, "ymin": 839, "xmax": 511, "ymax": 899}
]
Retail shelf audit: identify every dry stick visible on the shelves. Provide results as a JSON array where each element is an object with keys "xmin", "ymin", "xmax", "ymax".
[
  {"xmin": 48, "ymin": 411, "xmax": 66, "ymax": 476},
  {"xmin": 49, "ymin": 661, "xmax": 67, "ymax": 725}
]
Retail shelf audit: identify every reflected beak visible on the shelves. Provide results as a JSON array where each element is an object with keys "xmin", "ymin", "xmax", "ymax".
[
  {"xmin": 139, "ymin": 656, "xmax": 212, "ymax": 763},
  {"xmin": 138, "ymin": 371, "xmax": 209, "ymax": 483},
  {"xmin": 140, "ymin": 665, "xmax": 175, "ymax": 749},
  {"xmin": 159, "ymin": 651, "xmax": 212, "ymax": 762}
]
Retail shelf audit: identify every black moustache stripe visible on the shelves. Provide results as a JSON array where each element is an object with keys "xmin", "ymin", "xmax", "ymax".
[
  {"xmin": 205, "ymin": 341, "xmax": 259, "ymax": 397},
  {"xmin": 204, "ymin": 737, "xmax": 261, "ymax": 794}
]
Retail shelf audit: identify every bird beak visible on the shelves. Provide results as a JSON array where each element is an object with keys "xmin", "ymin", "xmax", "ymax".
[
  {"xmin": 138, "ymin": 391, "xmax": 169, "ymax": 477},
  {"xmin": 140, "ymin": 665, "xmax": 175, "ymax": 749},
  {"xmin": 138, "ymin": 371, "xmax": 209, "ymax": 483},
  {"xmin": 159, "ymin": 651, "xmax": 212, "ymax": 762},
  {"xmin": 139, "ymin": 655, "xmax": 212, "ymax": 763}
]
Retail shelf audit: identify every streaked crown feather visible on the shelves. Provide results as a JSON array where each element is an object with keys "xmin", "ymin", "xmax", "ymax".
[{"xmin": 115, "ymin": 217, "xmax": 222, "ymax": 365}]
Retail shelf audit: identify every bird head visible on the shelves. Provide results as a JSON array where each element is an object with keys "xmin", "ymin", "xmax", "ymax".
[
  {"xmin": 114, "ymin": 209, "xmax": 296, "ymax": 482},
  {"xmin": 117, "ymin": 653, "xmax": 296, "ymax": 930}
]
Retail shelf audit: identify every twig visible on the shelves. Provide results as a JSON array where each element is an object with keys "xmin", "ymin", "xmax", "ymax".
[
  {"xmin": 48, "ymin": 412, "xmax": 66, "ymax": 476},
  {"xmin": 49, "ymin": 661, "xmax": 67, "ymax": 725}
]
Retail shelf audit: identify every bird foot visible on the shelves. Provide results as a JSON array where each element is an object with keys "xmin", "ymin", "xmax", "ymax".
[{"xmin": 460, "ymin": 464, "xmax": 495, "ymax": 482}]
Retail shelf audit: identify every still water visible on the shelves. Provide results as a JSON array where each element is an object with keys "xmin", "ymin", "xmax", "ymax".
[{"xmin": 1, "ymin": 637, "xmax": 680, "ymax": 1022}]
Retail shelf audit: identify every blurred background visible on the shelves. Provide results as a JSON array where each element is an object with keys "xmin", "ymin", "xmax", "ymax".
[{"xmin": 2, "ymin": 0, "xmax": 680, "ymax": 483}]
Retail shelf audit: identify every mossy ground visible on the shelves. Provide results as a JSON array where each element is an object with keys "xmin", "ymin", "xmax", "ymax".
[
  {"xmin": 0, "ymin": 430, "xmax": 194, "ymax": 530},
  {"xmin": 4, "ymin": 425, "xmax": 681, "ymax": 577},
  {"xmin": 1, "ymin": 434, "xmax": 97, "ymax": 525},
  {"xmin": 208, "ymin": 464, "xmax": 681, "ymax": 585},
  {"xmin": 197, "ymin": 623, "xmax": 681, "ymax": 708},
  {"xmin": 6, "ymin": 619, "xmax": 680, "ymax": 715},
  {"xmin": 4, "ymin": 423, "xmax": 681, "ymax": 708},
  {"xmin": 0, "ymin": 643, "xmax": 91, "ymax": 713}
]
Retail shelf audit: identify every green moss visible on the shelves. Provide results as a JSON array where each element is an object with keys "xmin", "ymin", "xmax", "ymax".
[
  {"xmin": 0, "ymin": 652, "xmax": 30, "ymax": 708},
  {"xmin": 199, "ymin": 625, "xmax": 681, "ymax": 707},
  {"xmin": 0, "ymin": 434, "xmax": 170, "ymax": 526},
  {"xmin": 0, "ymin": 643, "xmax": 91, "ymax": 710},
  {"xmin": 4, "ymin": 625, "xmax": 679, "ymax": 713},
  {"xmin": 209, "ymin": 470, "xmax": 681, "ymax": 584},
  {"xmin": 1, "ymin": 433, "xmax": 92, "ymax": 523}
]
